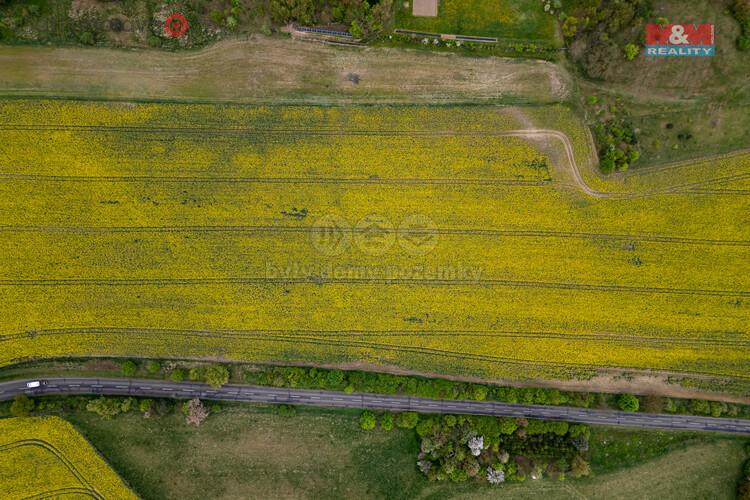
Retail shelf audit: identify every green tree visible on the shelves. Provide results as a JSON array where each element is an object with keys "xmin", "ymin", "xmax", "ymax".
[
  {"xmin": 690, "ymin": 399, "xmax": 711, "ymax": 415},
  {"xmin": 170, "ymin": 368, "xmax": 186, "ymax": 382},
  {"xmin": 189, "ymin": 367, "xmax": 203, "ymax": 381},
  {"xmin": 204, "ymin": 365, "xmax": 230, "ymax": 388},
  {"xmin": 416, "ymin": 418, "xmax": 434, "ymax": 437},
  {"xmin": 121, "ymin": 360, "xmax": 138, "ymax": 376},
  {"xmin": 472, "ymin": 385, "xmax": 488, "ymax": 401},
  {"xmin": 359, "ymin": 410, "xmax": 376, "ymax": 430},
  {"xmin": 618, "ymin": 394, "xmax": 639, "ymax": 412},
  {"xmin": 10, "ymin": 395, "xmax": 34, "ymax": 417},
  {"xmin": 326, "ymin": 369, "xmax": 345, "ymax": 388},
  {"xmin": 146, "ymin": 360, "xmax": 161, "ymax": 374},
  {"xmin": 396, "ymin": 411, "xmax": 419, "ymax": 429}
]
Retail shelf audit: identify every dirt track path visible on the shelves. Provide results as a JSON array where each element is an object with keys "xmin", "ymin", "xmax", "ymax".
[{"xmin": 497, "ymin": 129, "xmax": 750, "ymax": 198}]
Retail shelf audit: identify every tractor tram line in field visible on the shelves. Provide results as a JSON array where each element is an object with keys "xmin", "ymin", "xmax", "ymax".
[
  {"xmin": 0, "ymin": 225, "xmax": 748, "ymax": 247},
  {"xmin": 0, "ymin": 172, "xmax": 550, "ymax": 187},
  {"xmin": 0, "ymin": 438, "xmax": 103, "ymax": 500},
  {"xmin": 2, "ymin": 326, "xmax": 749, "ymax": 349},
  {"xmin": 0, "ymin": 277, "xmax": 747, "ymax": 298}
]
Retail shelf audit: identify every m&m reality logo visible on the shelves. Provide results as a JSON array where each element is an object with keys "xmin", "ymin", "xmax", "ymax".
[{"xmin": 645, "ymin": 23, "xmax": 715, "ymax": 56}]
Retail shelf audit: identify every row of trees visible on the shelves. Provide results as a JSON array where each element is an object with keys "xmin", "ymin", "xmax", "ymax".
[
  {"xmin": 243, "ymin": 365, "xmax": 598, "ymax": 407},
  {"xmin": 121, "ymin": 360, "xmax": 230, "ymax": 388},
  {"xmin": 270, "ymin": 0, "xmax": 393, "ymax": 37},
  {"xmin": 10, "ymin": 393, "xmax": 212, "ymax": 426},
  {"xmin": 241, "ymin": 364, "xmax": 750, "ymax": 419}
]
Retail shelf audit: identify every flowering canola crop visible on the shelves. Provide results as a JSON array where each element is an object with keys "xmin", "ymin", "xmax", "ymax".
[
  {"xmin": 0, "ymin": 416, "xmax": 138, "ymax": 499},
  {"xmin": 0, "ymin": 100, "xmax": 748, "ymax": 383}
]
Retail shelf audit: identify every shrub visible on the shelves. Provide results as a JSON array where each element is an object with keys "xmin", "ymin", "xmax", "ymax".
[
  {"xmin": 359, "ymin": 410, "xmax": 376, "ymax": 430},
  {"xmin": 618, "ymin": 394, "xmax": 640, "ymax": 412},
  {"xmin": 571, "ymin": 455, "xmax": 591, "ymax": 478},
  {"xmin": 121, "ymin": 360, "xmax": 138, "ymax": 376},
  {"xmin": 380, "ymin": 412, "xmax": 394, "ymax": 431},
  {"xmin": 277, "ymin": 404, "xmax": 296, "ymax": 417},
  {"xmin": 86, "ymin": 397, "xmax": 124, "ymax": 419},
  {"xmin": 10, "ymin": 395, "xmax": 34, "ymax": 417},
  {"xmin": 396, "ymin": 412, "xmax": 420, "ymax": 429},
  {"xmin": 139, "ymin": 399, "xmax": 153, "ymax": 414},
  {"xmin": 146, "ymin": 360, "xmax": 161, "ymax": 374},
  {"xmin": 623, "ymin": 43, "xmax": 639, "ymax": 60},
  {"xmin": 350, "ymin": 19, "xmax": 363, "ymax": 38},
  {"xmin": 210, "ymin": 10, "xmax": 224, "ymax": 25},
  {"xmin": 147, "ymin": 35, "xmax": 162, "ymax": 47},
  {"xmin": 78, "ymin": 31, "xmax": 95, "ymax": 45}
]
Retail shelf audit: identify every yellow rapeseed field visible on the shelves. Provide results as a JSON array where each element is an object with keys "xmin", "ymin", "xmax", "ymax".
[
  {"xmin": 0, "ymin": 416, "xmax": 137, "ymax": 499},
  {"xmin": 0, "ymin": 100, "xmax": 748, "ymax": 383}
]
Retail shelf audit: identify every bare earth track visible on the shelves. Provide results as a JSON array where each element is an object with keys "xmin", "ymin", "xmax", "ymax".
[{"xmin": 0, "ymin": 37, "xmax": 569, "ymax": 104}]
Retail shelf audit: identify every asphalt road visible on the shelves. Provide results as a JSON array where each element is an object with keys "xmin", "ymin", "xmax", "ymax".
[{"xmin": 2, "ymin": 377, "xmax": 749, "ymax": 434}]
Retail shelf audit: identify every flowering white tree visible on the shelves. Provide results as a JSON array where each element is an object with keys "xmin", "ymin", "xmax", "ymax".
[
  {"xmin": 467, "ymin": 435, "xmax": 484, "ymax": 456},
  {"xmin": 487, "ymin": 467, "xmax": 505, "ymax": 484}
]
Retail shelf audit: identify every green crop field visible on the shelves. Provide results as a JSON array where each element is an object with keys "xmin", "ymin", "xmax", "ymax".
[{"xmin": 396, "ymin": 0, "xmax": 558, "ymax": 42}]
